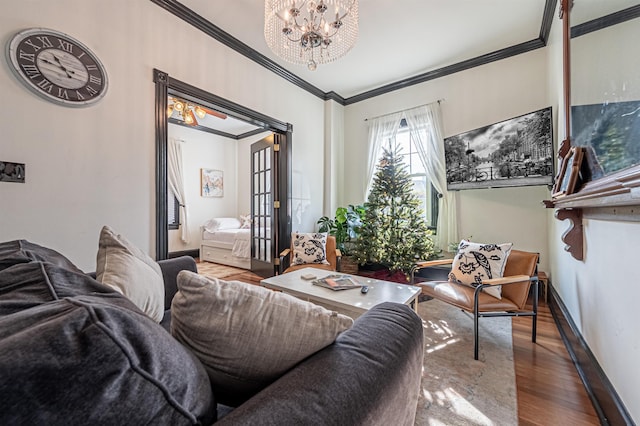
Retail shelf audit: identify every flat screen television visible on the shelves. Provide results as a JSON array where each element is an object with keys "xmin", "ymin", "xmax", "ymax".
[{"xmin": 444, "ymin": 107, "xmax": 553, "ymax": 191}]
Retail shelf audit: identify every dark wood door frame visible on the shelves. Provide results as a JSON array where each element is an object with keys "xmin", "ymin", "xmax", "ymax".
[{"xmin": 153, "ymin": 68, "xmax": 292, "ymax": 262}]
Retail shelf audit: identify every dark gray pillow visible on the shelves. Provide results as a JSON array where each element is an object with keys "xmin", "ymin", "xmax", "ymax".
[
  {"xmin": 0, "ymin": 262, "xmax": 119, "ymax": 318},
  {"xmin": 0, "ymin": 295, "xmax": 215, "ymax": 425},
  {"xmin": 0, "ymin": 239, "xmax": 83, "ymax": 273}
]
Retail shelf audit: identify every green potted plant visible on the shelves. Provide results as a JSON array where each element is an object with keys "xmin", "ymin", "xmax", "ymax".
[{"xmin": 317, "ymin": 204, "xmax": 366, "ymax": 274}]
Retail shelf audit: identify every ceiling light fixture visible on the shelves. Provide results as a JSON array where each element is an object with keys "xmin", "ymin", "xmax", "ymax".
[
  {"xmin": 166, "ymin": 96, "xmax": 228, "ymax": 126},
  {"xmin": 264, "ymin": 0, "xmax": 358, "ymax": 71}
]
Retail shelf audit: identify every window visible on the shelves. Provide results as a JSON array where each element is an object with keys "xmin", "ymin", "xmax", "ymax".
[
  {"xmin": 168, "ymin": 189, "xmax": 180, "ymax": 230},
  {"xmin": 391, "ymin": 122, "xmax": 440, "ymax": 230}
]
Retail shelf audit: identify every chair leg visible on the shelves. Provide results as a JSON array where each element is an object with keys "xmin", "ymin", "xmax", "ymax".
[
  {"xmin": 474, "ymin": 291, "xmax": 480, "ymax": 360},
  {"xmin": 474, "ymin": 309, "xmax": 479, "ymax": 360},
  {"xmin": 532, "ymin": 278, "xmax": 538, "ymax": 343}
]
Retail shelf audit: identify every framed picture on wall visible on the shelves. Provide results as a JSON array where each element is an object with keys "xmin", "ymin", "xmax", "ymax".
[{"xmin": 201, "ymin": 168, "xmax": 223, "ymax": 197}]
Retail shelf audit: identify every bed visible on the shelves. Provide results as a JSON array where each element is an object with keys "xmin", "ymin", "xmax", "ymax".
[{"xmin": 200, "ymin": 217, "xmax": 251, "ymax": 269}]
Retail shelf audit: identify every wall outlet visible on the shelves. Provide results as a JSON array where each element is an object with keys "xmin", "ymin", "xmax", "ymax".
[{"xmin": 0, "ymin": 161, "xmax": 25, "ymax": 183}]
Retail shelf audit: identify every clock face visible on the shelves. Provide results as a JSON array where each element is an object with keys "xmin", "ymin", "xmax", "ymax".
[{"xmin": 6, "ymin": 28, "xmax": 108, "ymax": 107}]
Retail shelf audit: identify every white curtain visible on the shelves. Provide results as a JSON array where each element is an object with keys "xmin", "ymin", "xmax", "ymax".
[
  {"xmin": 404, "ymin": 103, "xmax": 458, "ymax": 250},
  {"xmin": 364, "ymin": 112, "xmax": 403, "ymax": 198},
  {"xmin": 168, "ymin": 138, "xmax": 189, "ymax": 243}
]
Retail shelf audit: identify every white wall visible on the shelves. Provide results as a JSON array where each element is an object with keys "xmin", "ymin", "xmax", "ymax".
[
  {"xmin": 0, "ymin": 0, "xmax": 325, "ymax": 271},
  {"xmin": 546, "ymin": 8, "xmax": 640, "ymax": 421},
  {"xmin": 167, "ymin": 124, "xmax": 238, "ymax": 252},
  {"xmin": 343, "ymin": 49, "xmax": 552, "ymax": 270}
]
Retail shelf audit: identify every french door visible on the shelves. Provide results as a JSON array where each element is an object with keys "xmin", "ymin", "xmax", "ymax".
[{"xmin": 250, "ymin": 133, "xmax": 289, "ymax": 277}]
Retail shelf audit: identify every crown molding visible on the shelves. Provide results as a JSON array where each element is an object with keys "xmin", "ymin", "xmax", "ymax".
[
  {"xmin": 151, "ymin": 0, "xmax": 556, "ymax": 106},
  {"xmin": 150, "ymin": 0, "xmax": 325, "ymax": 100},
  {"xmin": 343, "ymin": 39, "xmax": 545, "ymax": 105},
  {"xmin": 571, "ymin": 5, "xmax": 640, "ymax": 38}
]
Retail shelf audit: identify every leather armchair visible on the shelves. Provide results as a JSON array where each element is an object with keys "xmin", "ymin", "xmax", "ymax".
[
  {"xmin": 411, "ymin": 249, "xmax": 539, "ymax": 359},
  {"xmin": 278, "ymin": 235, "xmax": 341, "ymax": 275}
]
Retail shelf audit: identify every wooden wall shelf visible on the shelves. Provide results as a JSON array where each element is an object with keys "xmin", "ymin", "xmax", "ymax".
[{"xmin": 543, "ymin": 166, "xmax": 640, "ymax": 261}]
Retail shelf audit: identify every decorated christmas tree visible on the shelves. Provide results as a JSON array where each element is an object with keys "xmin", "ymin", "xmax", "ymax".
[{"xmin": 354, "ymin": 144, "xmax": 436, "ymax": 275}]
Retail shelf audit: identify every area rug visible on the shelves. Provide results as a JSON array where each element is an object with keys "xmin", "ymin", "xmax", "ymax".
[
  {"xmin": 196, "ymin": 261, "xmax": 246, "ymax": 279},
  {"xmin": 415, "ymin": 299, "xmax": 517, "ymax": 426}
]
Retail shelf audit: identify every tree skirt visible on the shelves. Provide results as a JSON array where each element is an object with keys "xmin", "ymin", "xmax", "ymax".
[{"xmin": 358, "ymin": 268, "xmax": 410, "ymax": 283}]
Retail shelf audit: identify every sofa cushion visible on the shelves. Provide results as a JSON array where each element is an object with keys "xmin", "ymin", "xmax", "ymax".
[
  {"xmin": 448, "ymin": 240, "xmax": 513, "ymax": 299},
  {"xmin": 0, "ymin": 294, "xmax": 215, "ymax": 425},
  {"xmin": 0, "ymin": 239, "xmax": 83, "ymax": 273},
  {"xmin": 0, "ymin": 261, "xmax": 119, "ymax": 318},
  {"xmin": 96, "ymin": 225, "xmax": 165, "ymax": 322},
  {"xmin": 291, "ymin": 232, "xmax": 330, "ymax": 266},
  {"xmin": 171, "ymin": 271, "xmax": 353, "ymax": 406}
]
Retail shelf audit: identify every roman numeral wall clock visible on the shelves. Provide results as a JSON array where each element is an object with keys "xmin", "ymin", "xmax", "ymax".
[{"xmin": 5, "ymin": 28, "xmax": 108, "ymax": 107}]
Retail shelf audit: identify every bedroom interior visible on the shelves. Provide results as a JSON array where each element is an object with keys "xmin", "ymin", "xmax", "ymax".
[
  {"xmin": 157, "ymin": 71, "xmax": 293, "ymax": 276},
  {"xmin": 166, "ymin": 98, "xmax": 264, "ymax": 270},
  {"xmin": 1, "ymin": 0, "xmax": 639, "ymax": 424}
]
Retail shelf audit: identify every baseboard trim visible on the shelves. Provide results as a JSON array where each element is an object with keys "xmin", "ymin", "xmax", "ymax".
[
  {"xmin": 167, "ymin": 249, "xmax": 198, "ymax": 259},
  {"xmin": 548, "ymin": 283, "xmax": 634, "ymax": 425}
]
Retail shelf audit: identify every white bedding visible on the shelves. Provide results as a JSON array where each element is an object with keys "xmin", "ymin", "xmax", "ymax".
[{"xmin": 202, "ymin": 228, "xmax": 251, "ymax": 258}]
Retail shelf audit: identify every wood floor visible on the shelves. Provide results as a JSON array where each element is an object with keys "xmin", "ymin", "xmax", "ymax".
[
  {"xmin": 513, "ymin": 298, "xmax": 599, "ymax": 425},
  {"xmin": 208, "ymin": 265, "xmax": 601, "ymax": 425}
]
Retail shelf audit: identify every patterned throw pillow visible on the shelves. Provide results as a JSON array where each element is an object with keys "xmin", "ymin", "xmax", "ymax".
[
  {"xmin": 291, "ymin": 232, "xmax": 330, "ymax": 266},
  {"xmin": 239, "ymin": 214, "xmax": 251, "ymax": 229},
  {"xmin": 448, "ymin": 240, "xmax": 513, "ymax": 299}
]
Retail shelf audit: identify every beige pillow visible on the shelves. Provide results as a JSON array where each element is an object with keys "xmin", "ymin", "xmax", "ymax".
[
  {"xmin": 96, "ymin": 225, "xmax": 164, "ymax": 322},
  {"xmin": 291, "ymin": 232, "xmax": 330, "ymax": 266},
  {"xmin": 171, "ymin": 271, "xmax": 353, "ymax": 406},
  {"xmin": 448, "ymin": 240, "xmax": 513, "ymax": 299}
]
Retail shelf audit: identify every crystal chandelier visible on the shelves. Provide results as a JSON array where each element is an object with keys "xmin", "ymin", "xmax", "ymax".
[{"xmin": 264, "ymin": 0, "xmax": 359, "ymax": 71}]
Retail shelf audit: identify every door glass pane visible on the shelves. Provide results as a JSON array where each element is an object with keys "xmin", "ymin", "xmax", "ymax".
[
  {"xmin": 250, "ymin": 143, "xmax": 275, "ymax": 269},
  {"xmin": 265, "ymin": 170, "xmax": 271, "ymax": 193}
]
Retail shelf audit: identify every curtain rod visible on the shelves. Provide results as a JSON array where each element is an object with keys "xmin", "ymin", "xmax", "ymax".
[{"xmin": 364, "ymin": 98, "xmax": 445, "ymax": 122}]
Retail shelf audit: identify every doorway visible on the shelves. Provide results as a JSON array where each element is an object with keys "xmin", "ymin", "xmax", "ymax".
[{"xmin": 153, "ymin": 69, "xmax": 291, "ymax": 277}]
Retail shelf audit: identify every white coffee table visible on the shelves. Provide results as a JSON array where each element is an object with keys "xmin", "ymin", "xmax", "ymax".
[{"xmin": 260, "ymin": 267, "xmax": 421, "ymax": 318}]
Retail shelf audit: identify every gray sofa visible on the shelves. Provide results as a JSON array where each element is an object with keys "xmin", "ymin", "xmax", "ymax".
[{"xmin": 0, "ymin": 240, "xmax": 424, "ymax": 425}]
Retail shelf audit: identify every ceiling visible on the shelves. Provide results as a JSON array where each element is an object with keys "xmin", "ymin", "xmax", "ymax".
[
  {"xmin": 161, "ymin": 0, "xmax": 638, "ymax": 132},
  {"xmin": 168, "ymin": 104, "xmax": 266, "ymax": 137},
  {"xmin": 179, "ymin": 0, "xmax": 548, "ymax": 99}
]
